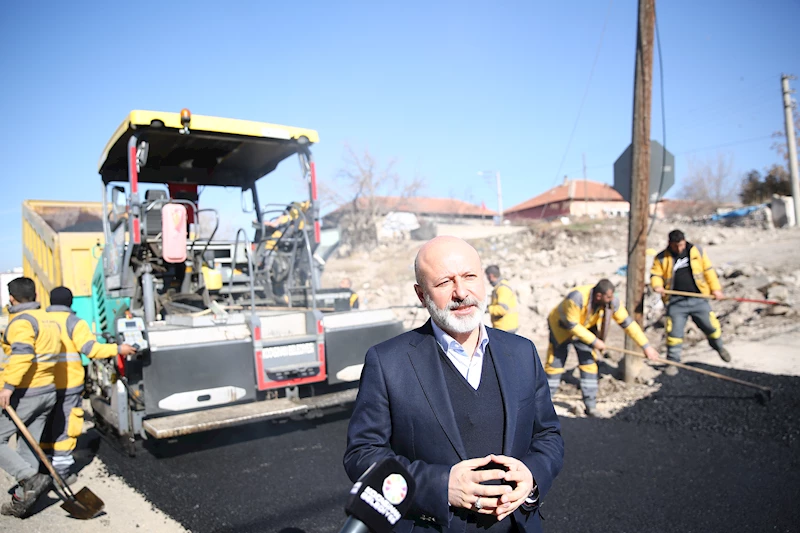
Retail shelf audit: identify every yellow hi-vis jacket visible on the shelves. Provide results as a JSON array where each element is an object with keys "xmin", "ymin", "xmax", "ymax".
[
  {"xmin": 1, "ymin": 302, "xmax": 60, "ymax": 397},
  {"xmin": 547, "ymin": 285, "xmax": 650, "ymax": 348},
  {"xmin": 650, "ymin": 243, "xmax": 721, "ymax": 304},
  {"xmin": 488, "ymin": 279, "xmax": 519, "ymax": 332},
  {"xmin": 46, "ymin": 305, "xmax": 120, "ymax": 395},
  {"xmin": 266, "ymin": 201, "xmax": 311, "ymax": 250}
]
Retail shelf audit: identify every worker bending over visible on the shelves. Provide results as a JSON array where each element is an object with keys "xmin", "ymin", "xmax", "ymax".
[
  {"xmin": 484, "ymin": 265, "xmax": 519, "ymax": 333},
  {"xmin": 0, "ymin": 277, "xmax": 60, "ymax": 518},
  {"xmin": 42, "ymin": 287, "xmax": 136, "ymax": 482},
  {"xmin": 650, "ymin": 229, "xmax": 730, "ymax": 375},
  {"xmin": 545, "ymin": 279, "xmax": 659, "ymax": 417}
]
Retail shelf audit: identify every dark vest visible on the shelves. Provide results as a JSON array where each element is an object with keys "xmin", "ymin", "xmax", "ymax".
[{"xmin": 439, "ymin": 344, "xmax": 513, "ymax": 531}]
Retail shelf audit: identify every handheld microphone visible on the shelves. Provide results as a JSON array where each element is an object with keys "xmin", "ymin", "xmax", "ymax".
[{"xmin": 339, "ymin": 458, "xmax": 416, "ymax": 533}]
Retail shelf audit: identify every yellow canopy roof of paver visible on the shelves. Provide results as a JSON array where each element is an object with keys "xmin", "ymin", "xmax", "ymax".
[{"xmin": 98, "ymin": 110, "xmax": 319, "ymax": 188}]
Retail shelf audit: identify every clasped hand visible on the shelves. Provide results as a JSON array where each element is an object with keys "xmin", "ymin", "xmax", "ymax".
[{"xmin": 448, "ymin": 454, "xmax": 534, "ymax": 521}]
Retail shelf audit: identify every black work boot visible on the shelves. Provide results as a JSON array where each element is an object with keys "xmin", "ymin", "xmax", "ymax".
[
  {"xmin": 0, "ymin": 495, "xmax": 28, "ymax": 518},
  {"xmin": 20, "ymin": 473, "xmax": 52, "ymax": 501},
  {"xmin": 717, "ymin": 347, "xmax": 732, "ymax": 362},
  {"xmin": 1, "ymin": 473, "xmax": 52, "ymax": 517}
]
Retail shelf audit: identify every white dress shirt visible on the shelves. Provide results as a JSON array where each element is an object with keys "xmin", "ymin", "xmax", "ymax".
[{"xmin": 431, "ymin": 320, "xmax": 489, "ymax": 390}]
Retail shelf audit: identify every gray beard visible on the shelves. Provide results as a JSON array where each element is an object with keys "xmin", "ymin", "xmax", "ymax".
[{"xmin": 423, "ymin": 292, "xmax": 486, "ymax": 335}]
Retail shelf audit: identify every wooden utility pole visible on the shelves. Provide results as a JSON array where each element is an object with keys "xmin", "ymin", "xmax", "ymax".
[{"xmin": 624, "ymin": 0, "xmax": 655, "ymax": 384}]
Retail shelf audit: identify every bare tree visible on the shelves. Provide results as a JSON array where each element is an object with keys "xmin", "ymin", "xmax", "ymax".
[
  {"xmin": 321, "ymin": 145, "xmax": 423, "ymax": 252},
  {"xmin": 676, "ymin": 152, "xmax": 739, "ymax": 204}
]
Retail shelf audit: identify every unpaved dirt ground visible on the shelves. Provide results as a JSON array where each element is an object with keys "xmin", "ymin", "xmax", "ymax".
[
  {"xmin": 0, "ymin": 218, "xmax": 796, "ymax": 532},
  {"xmin": 0, "ymin": 417, "xmax": 187, "ymax": 532},
  {"xmin": 322, "ymin": 219, "xmax": 800, "ymax": 419}
]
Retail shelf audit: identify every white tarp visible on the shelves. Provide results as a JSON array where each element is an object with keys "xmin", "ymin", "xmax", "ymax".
[{"xmin": 379, "ymin": 212, "xmax": 420, "ymax": 240}]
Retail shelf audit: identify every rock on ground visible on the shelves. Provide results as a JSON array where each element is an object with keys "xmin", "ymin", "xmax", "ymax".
[{"xmin": 322, "ymin": 219, "xmax": 800, "ymax": 418}]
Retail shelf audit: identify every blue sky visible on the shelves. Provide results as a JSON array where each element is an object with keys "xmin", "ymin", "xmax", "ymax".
[{"xmin": 1, "ymin": 0, "xmax": 798, "ymax": 271}]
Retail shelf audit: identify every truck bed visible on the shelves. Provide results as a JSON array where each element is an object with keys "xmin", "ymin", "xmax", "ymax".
[{"xmin": 22, "ymin": 200, "xmax": 105, "ymax": 310}]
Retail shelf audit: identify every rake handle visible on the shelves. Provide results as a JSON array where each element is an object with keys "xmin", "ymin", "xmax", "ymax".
[
  {"xmin": 661, "ymin": 288, "xmax": 786, "ymax": 306},
  {"xmin": 605, "ymin": 346, "xmax": 772, "ymax": 394},
  {"xmin": 662, "ymin": 289, "xmax": 715, "ymax": 299},
  {"xmin": 5, "ymin": 405, "xmax": 75, "ymax": 499}
]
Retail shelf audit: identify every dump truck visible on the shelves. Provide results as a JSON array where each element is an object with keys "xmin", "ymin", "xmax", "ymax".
[
  {"xmin": 21, "ymin": 110, "xmax": 404, "ymax": 453},
  {"xmin": 21, "ymin": 200, "xmax": 105, "ymax": 323}
]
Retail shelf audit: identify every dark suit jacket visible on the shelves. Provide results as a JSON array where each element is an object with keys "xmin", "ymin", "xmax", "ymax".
[{"xmin": 344, "ymin": 320, "xmax": 564, "ymax": 532}]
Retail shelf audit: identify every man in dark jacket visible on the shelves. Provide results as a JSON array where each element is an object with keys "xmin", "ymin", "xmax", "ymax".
[{"xmin": 344, "ymin": 236, "xmax": 563, "ymax": 532}]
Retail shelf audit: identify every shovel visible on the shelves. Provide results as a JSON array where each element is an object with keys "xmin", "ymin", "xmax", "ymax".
[
  {"xmin": 5, "ymin": 405, "xmax": 104, "ymax": 519},
  {"xmin": 661, "ymin": 288, "xmax": 788, "ymax": 306},
  {"xmin": 605, "ymin": 346, "xmax": 773, "ymax": 403}
]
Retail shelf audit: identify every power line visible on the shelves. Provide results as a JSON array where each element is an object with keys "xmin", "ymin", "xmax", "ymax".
[
  {"xmin": 676, "ymin": 134, "xmax": 774, "ymax": 155},
  {"xmin": 645, "ymin": 3, "xmax": 667, "ymax": 239},
  {"xmin": 671, "ymin": 99, "xmax": 777, "ymax": 133},
  {"xmin": 539, "ymin": 0, "xmax": 613, "ymax": 219},
  {"xmin": 549, "ymin": 0, "xmax": 614, "ymax": 187},
  {"xmin": 680, "ymin": 73, "xmax": 781, "ymax": 117},
  {"xmin": 565, "ymin": 134, "xmax": 775, "ymax": 176}
]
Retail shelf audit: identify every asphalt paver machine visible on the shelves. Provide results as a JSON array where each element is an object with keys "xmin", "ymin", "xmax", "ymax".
[{"xmin": 89, "ymin": 110, "xmax": 403, "ymax": 452}]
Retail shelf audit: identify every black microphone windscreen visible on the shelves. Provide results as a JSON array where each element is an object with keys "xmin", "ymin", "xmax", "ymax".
[{"xmin": 344, "ymin": 458, "xmax": 416, "ymax": 533}]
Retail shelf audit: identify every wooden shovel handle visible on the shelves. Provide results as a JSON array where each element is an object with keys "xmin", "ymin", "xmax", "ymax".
[
  {"xmin": 5, "ymin": 405, "xmax": 73, "ymax": 497},
  {"xmin": 605, "ymin": 346, "xmax": 772, "ymax": 394},
  {"xmin": 662, "ymin": 288, "xmax": 715, "ymax": 299},
  {"xmin": 661, "ymin": 288, "xmax": 787, "ymax": 306}
]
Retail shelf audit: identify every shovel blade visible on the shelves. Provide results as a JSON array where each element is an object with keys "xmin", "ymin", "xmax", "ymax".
[{"xmin": 60, "ymin": 486, "xmax": 104, "ymax": 520}]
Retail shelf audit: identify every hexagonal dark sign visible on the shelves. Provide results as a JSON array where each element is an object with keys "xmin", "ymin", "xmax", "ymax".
[{"xmin": 613, "ymin": 140, "xmax": 674, "ymax": 203}]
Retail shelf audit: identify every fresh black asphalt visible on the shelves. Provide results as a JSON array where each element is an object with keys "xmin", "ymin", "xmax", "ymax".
[{"xmin": 97, "ymin": 365, "xmax": 800, "ymax": 533}]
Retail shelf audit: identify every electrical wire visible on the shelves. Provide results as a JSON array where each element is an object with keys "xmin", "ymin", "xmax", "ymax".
[
  {"xmin": 564, "ymin": 134, "xmax": 774, "ymax": 176},
  {"xmin": 552, "ymin": 0, "xmax": 613, "ymax": 184},
  {"xmin": 624, "ymin": 1, "xmax": 667, "ymax": 260},
  {"xmin": 674, "ymin": 99, "xmax": 776, "ymax": 134},
  {"xmin": 645, "ymin": 4, "xmax": 667, "ymax": 239},
  {"xmin": 539, "ymin": 0, "xmax": 613, "ymax": 219},
  {"xmin": 679, "ymin": 73, "xmax": 780, "ymax": 118},
  {"xmin": 675, "ymin": 134, "xmax": 774, "ymax": 156}
]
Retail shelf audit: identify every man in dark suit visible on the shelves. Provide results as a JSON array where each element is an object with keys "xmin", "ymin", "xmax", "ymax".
[{"xmin": 344, "ymin": 236, "xmax": 563, "ymax": 532}]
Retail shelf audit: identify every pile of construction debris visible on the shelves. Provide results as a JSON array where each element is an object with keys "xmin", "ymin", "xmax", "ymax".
[
  {"xmin": 325, "ymin": 219, "xmax": 798, "ymax": 336},
  {"xmin": 677, "ymin": 195, "xmax": 797, "ymax": 230},
  {"xmin": 321, "ymin": 218, "xmax": 799, "ymax": 416}
]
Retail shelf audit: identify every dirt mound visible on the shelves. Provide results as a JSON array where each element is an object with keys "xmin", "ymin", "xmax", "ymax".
[{"xmin": 321, "ymin": 218, "xmax": 800, "ymax": 417}]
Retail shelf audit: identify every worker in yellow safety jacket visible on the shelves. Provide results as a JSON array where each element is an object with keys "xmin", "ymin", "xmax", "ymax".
[
  {"xmin": 484, "ymin": 265, "xmax": 519, "ymax": 333},
  {"xmin": 339, "ymin": 278, "xmax": 360, "ymax": 309},
  {"xmin": 264, "ymin": 201, "xmax": 311, "ymax": 251},
  {"xmin": 0, "ymin": 277, "xmax": 61, "ymax": 518},
  {"xmin": 545, "ymin": 279, "xmax": 659, "ymax": 417},
  {"xmin": 42, "ymin": 287, "xmax": 136, "ymax": 482},
  {"xmin": 650, "ymin": 229, "xmax": 730, "ymax": 374},
  {"xmin": 257, "ymin": 201, "xmax": 311, "ymax": 301}
]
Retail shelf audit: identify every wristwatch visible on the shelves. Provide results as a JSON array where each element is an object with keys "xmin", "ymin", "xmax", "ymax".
[{"xmin": 521, "ymin": 486, "xmax": 540, "ymax": 512}]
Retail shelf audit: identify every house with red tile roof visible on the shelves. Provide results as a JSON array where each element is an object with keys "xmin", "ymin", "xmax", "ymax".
[
  {"xmin": 323, "ymin": 196, "xmax": 496, "ymax": 226},
  {"xmin": 505, "ymin": 179, "xmax": 629, "ymax": 220}
]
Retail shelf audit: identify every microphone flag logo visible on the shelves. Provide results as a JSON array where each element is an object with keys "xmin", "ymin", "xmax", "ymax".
[{"xmin": 381, "ymin": 474, "xmax": 408, "ymax": 505}]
